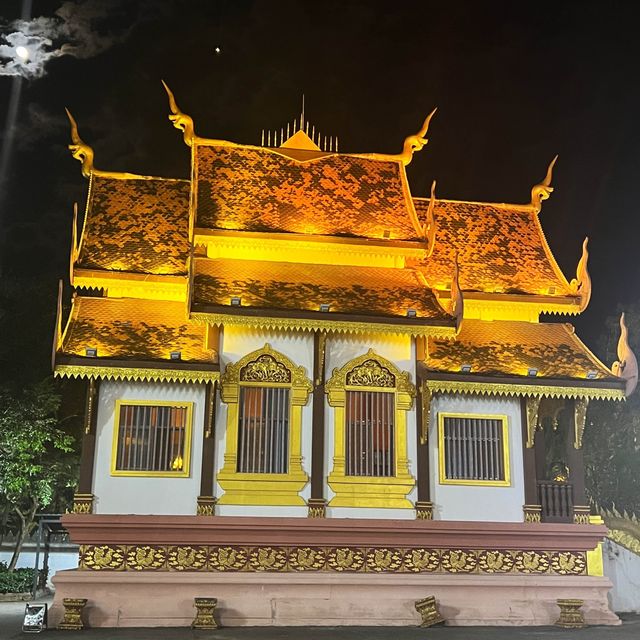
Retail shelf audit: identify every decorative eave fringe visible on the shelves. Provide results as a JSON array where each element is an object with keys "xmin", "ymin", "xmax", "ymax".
[
  {"xmin": 54, "ymin": 364, "xmax": 219, "ymax": 385},
  {"xmin": 189, "ymin": 312, "xmax": 455, "ymax": 339},
  {"xmin": 424, "ymin": 379, "xmax": 624, "ymax": 402}
]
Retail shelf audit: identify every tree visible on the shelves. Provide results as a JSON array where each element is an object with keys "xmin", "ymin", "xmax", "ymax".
[
  {"xmin": 584, "ymin": 303, "xmax": 640, "ymax": 515},
  {"xmin": 0, "ymin": 380, "xmax": 77, "ymax": 570}
]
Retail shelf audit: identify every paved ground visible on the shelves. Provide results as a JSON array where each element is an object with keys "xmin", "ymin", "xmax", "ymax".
[{"xmin": 1, "ymin": 599, "xmax": 639, "ymax": 639}]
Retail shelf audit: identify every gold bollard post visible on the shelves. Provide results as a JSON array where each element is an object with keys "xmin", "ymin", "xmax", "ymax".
[
  {"xmin": 555, "ymin": 598, "xmax": 586, "ymax": 628},
  {"xmin": 192, "ymin": 597, "xmax": 218, "ymax": 629},
  {"xmin": 415, "ymin": 595, "xmax": 445, "ymax": 627},
  {"xmin": 57, "ymin": 598, "xmax": 88, "ymax": 630}
]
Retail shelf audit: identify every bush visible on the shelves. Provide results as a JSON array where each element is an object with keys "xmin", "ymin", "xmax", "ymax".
[{"xmin": 0, "ymin": 562, "xmax": 37, "ymax": 594}]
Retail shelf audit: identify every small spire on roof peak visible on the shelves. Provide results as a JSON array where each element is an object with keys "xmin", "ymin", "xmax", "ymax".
[{"xmin": 260, "ymin": 97, "xmax": 338, "ymax": 152}]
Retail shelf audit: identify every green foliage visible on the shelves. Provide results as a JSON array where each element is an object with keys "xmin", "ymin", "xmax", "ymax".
[
  {"xmin": 584, "ymin": 303, "xmax": 640, "ymax": 514},
  {"xmin": 0, "ymin": 379, "xmax": 79, "ymax": 569},
  {"xmin": 0, "ymin": 380, "xmax": 76, "ymax": 508},
  {"xmin": 0, "ymin": 562, "xmax": 37, "ymax": 594}
]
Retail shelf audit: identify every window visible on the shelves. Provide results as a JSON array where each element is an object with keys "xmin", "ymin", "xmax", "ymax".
[
  {"xmin": 345, "ymin": 390, "xmax": 394, "ymax": 477},
  {"xmin": 112, "ymin": 401, "xmax": 193, "ymax": 477},
  {"xmin": 326, "ymin": 349, "xmax": 415, "ymax": 508},
  {"xmin": 438, "ymin": 413, "xmax": 510, "ymax": 486},
  {"xmin": 218, "ymin": 344, "xmax": 311, "ymax": 506},
  {"xmin": 237, "ymin": 386, "xmax": 290, "ymax": 474}
]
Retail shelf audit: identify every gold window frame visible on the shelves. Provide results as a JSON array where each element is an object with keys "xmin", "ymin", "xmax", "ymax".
[
  {"xmin": 326, "ymin": 349, "xmax": 416, "ymax": 508},
  {"xmin": 111, "ymin": 400, "xmax": 193, "ymax": 478},
  {"xmin": 437, "ymin": 412, "xmax": 511, "ymax": 487},
  {"xmin": 217, "ymin": 343, "xmax": 312, "ymax": 506}
]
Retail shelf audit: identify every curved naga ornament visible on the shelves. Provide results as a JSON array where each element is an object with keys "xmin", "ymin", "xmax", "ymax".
[
  {"xmin": 65, "ymin": 108, "xmax": 94, "ymax": 177},
  {"xmin": 397, "ymin": 108, "xmax": 437, "ymax": 166},
  {"xmin": 530, "ymin": 155, "xmax": 558, "ymax": 213},
  {"xmin": 408, "ymin": 180, "xmax": 437, "ymax": 253},
  {"xmin": 450, "ymin": 253, "xmax": 464, "ymax": 328},
  {"xmin": 612, "ymin": 313, "xmax": 638, "ymax": 397},
  {"xmin": 162, "ymin": 80, "xmax": 196, "ymax": 146},
  {"xmin": 569, "ymin": 237, "xmax": 591, "ymax": 312}
]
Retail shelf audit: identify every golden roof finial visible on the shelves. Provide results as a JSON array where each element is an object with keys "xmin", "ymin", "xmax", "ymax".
[
  {"xmin": 569, "ymin": 237, "xmax": 591, "ymax": 312},
  {"xmin": 162, "ymin": 80, "xmax": 196, "ymax": 146},
  {"xmin": 450, "ymin": 252, "xmax": 464, "ymax": 329},
  {"xmin": 65, "ymin": 108, "xmax": 94, "ymax": 178},
  {"xmin": 530, "ymin": 155, "xmax": 558, "ymax": 213},
  {"xmin": 398, "ymin": 108, "xmax": 437, "ymax": 166},
  {"xmin": 612, "ymin": 312, "xmax": 638, "ymax": 397}
]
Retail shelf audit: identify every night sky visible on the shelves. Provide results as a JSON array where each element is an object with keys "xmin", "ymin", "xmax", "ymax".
[{"xmin": 1, "ymin": 0, "xmax": 640, "ymax": 351}]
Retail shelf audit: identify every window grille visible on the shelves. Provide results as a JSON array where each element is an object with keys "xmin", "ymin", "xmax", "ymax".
[
  {"xmin": 441, "ymin": 415, "xmax": 507, "ymax": 483},
  {"xmin": 114, "ymin": 403, "xmax": 190, "ymax": 474},
  {"xmin": 345, "ymin": 390, "xmax": 395, "ymax": 477},
  {"xmin": 237, "ymin": 386, "xmax": 290, "ymax": 474}
]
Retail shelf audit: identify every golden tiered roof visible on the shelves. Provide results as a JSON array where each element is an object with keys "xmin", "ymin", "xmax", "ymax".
[
  {"xmin": 424, "ymin": 320, "xmax": 615, "ymax": 381},
  {"xmin": 53, "ymin": 89, "xmax": 632, "ymax": 396},
  {"xmin": 192, "ymin": 257, "xmax": 450, "ymax": 323},
  {"xmin": 415, "ymin": 199, "xmax": 573, "ymax": 297},
  {"xmin": 77, "ymin": 175, "xmax": 190, "ymax": 275}
]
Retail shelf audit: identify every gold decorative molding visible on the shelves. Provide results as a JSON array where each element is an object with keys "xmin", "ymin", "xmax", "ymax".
[
  {"xmin": 78, "ymin": 544, "xmax": 588, "ymax": 575},
  {"xmin": 196, "ymin": 496, "xmax": 217, "ymax": 516},
  {"xmin": 420, "ymin": 384, "xmax": 432, "ymax": 445},
  {"xmin": 71, "ymin": 493, "xmax": 94, "ymax": 514},
  {"xmin": 190, "ymin": 311, "xmax": 456, "ymax": 339},
  {"xmin": 326, "ymin": 349, "xmax": 415, "ymax": 400},
  {"xmin": 218, "ymin": 344, "xmax": 311, "ymax": 506},
  {"xmin": 530, "ymin": 155, "xmax": 558, "ymax": 214},
  {"xmin": 569, "ymin": 237, "xmax": 591, "ymax": 312},
  {"xmin": 307, "ymin": 498, "xmax": 327, "ymax": 518},
  {"xmin": 415, "ymin": 501, "xmax": 434, "ymax": 520},
  {"xmin": 525, "ymin": 396, "xmax": 541, "ymax": 448},
  {"xmin": 424, "ymin": 379, "xmax": 624, "ymax": 402},
  {"xmin": 523, "ymin": 505, "xmax": 542, "ymax": 523},
  {"xmin": 612, "ymin": 312, "xmax": 638, "ymax": 397},
  {"xmin": 55, "ymin": 364, "xmax": 219, "ymax": 385},
  {"xmin": 573, "ymin": 398, "xmax": 589, "ymax": 449},
  {"xmin": 573, "ymin": 506, "xmax": 591, "ymax": 525}
]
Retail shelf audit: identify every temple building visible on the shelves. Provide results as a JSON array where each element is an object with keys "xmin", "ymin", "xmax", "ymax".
[{"xmin": 50, "ymin": 87, "xmax": 637, "ymax": 627}]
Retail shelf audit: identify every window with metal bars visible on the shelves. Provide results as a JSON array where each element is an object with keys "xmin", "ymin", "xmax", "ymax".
[
  {"xmin": 439, "ymin": 414, "xmax": 510, "ymax": 485},
  {"xmin": 237, "ymin": 386, "xmax": 290, "ymax": 474},
  {"xmin": 113, "ymin": 402, "xmax": 192, "ymax": 476},
  {"xmin": 345, "ymin": 390, "xmax": 395, "ymax": 477}
]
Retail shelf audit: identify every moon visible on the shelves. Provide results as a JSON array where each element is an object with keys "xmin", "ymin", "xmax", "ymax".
[{"xmin": 15, "ymin": 46, "xmax": 29, "ymax": 61}]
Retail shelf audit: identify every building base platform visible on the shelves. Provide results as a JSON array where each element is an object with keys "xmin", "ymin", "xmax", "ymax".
[{"xmin": 50, "ymin": 570, "xmax": 620, "ymax": 627}]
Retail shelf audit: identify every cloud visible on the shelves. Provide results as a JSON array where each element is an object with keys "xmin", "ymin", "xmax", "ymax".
[{"xmin": 0, "ymin": 0, "xmax": 161, "ymax": 78}]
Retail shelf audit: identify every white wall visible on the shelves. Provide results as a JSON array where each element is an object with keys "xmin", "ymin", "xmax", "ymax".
[
  {"xmin": 93, "ymin": 380, "xmax": 206, "ymax": 515},
  {"xmin": 429, "ymin": 393, "xmax": 524, "ymax": 522},
  {"xmin": 325, "ymin": 333, "xmax": 418, "ymax": 518},
  {"xmin": 215, "ymin": 327, "xmax": 314, "ymax": 516},
  {"xmin": 604, "ymin": 538, "xmax": 640, "ymax": 613}
]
